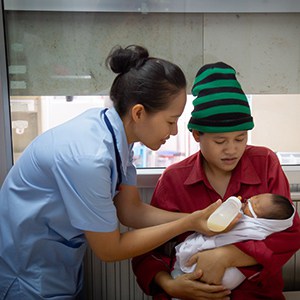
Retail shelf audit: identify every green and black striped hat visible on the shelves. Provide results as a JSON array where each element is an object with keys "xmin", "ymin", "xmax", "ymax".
[{"xmin": 188, "ymin": 62, "xmax": 254, "ymax": 133}]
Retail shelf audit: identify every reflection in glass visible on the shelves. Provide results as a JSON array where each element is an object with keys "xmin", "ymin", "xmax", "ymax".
[{"xmin": 10, "ymin": 94, "xmax": 300, "ymax": 168}]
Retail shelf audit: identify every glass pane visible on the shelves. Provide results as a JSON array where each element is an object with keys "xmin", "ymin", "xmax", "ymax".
[
  {"xmin": 9, "ymin": 93, "xmax": 300, "ymax": 168},
  {"xmin": 10, "ymin": 95, "xmax": 111, "ymax": 161},
  {"xmin": 251, "ymin": 94, "xmax": 300, "ymax": 166},
  {"xmin": 3, "ymin": 7, "xmax": 300, "ymax": 168},
  {"xmin": 134, "ymin": 94, "xmax": 300, "ymax": 168}
]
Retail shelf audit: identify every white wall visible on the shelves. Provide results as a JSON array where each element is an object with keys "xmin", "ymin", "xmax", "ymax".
[{"xmin": 251, "ymin": 94, "xmax": 300, "ymax": 152}]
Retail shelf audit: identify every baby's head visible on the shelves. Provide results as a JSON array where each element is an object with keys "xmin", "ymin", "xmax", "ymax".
[{"xmin": 243, "ymin": 193, "xmax": 294, "ymax": 220}]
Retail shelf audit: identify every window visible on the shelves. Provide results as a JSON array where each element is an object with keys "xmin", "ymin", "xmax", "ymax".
[
  {"xmin": 2, "ymin": 2, "xmax": 300, "ymax": 170},
  {"xmin": 10, "ymin": 94, "xmax": 300, "ymax": 168}
]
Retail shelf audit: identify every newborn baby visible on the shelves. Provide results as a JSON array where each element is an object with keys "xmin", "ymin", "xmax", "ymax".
[{"xmin": 172, "ymin": 193, "xmax": 295, "ymax": 291}]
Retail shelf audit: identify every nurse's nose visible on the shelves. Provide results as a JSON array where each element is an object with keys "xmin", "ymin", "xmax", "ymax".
[{"xmin": 170, "ymin": 123, "xmax": 178, "ymax": 136}]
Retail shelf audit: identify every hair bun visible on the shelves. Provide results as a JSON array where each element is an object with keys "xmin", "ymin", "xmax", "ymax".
[{"xmin": 106, "ymin": 45, "xmax": 149, "ymax": 74}]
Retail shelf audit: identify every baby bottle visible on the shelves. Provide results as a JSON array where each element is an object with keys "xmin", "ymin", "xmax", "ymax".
[{"xmin": 207, "ymin": 196, "xmax": 242, "ymax": 232}]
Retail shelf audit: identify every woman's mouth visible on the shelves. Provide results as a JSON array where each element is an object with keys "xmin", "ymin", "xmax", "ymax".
[
  {"xmin": 221, "ymin": 157, "xmax": 238, "ymax": 165},
  {"xmin": 161, "ymin": 137, "xmax": 169, "ymax": 144}
]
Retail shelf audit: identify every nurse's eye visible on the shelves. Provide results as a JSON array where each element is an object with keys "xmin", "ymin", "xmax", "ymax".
[{"xmin": 215, "ymin": 140, "xmax": 225, "ymax": 145}]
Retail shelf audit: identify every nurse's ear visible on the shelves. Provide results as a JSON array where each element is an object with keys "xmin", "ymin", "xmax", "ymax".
[{"xmin": 131, "ymin": 104, "xmax": 146, "ymax": 123}]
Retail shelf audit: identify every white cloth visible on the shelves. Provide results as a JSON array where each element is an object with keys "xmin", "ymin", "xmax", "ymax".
[{"xmin": 175, "ymin": 210, "xmax": 295, "ymax": 274}]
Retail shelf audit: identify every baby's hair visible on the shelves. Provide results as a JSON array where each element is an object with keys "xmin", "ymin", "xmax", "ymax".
[
  {"xmin": 267, "ymin": 194, "xmax": 294, "ymax": 220},
  {"xmin": 105, "ymin": 44, "xmax": 186, "ymax": 117}
]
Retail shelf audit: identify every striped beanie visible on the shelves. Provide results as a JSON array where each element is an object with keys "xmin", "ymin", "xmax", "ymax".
[{"xmin": 188, "ymin": 62, "xmax": 254, "ymax": 133}]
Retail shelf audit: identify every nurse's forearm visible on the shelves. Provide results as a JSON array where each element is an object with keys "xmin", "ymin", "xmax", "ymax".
[
  {"xmin": 114, "ymin": 185, "xmax": 188, "ymax": 228},
  {"xmin": 122, "ymin": 202, "xmax": 188, "ymax": 228},
  {"xmin": 85, "ymin": 201, "xmax": 222, "ymax": 262},
  {"xmin": 85, "ymin": 217, "xmax": 194, "ymax": 262}
]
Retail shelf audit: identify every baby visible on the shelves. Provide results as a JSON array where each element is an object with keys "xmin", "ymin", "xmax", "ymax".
[{"xmin": 172, "ymin": 193, "xmax": 295, "ymax": 291}]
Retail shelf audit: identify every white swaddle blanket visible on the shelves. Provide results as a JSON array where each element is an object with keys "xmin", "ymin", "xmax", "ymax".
[{"xmin": 175, "ymin": 209, "xmax": 295, "ymax": 274}]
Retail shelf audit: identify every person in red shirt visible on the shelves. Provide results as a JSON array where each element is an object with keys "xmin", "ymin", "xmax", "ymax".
[{"xmin": 132, "ymin": 62, "xmax": 300, "ymax": 300}]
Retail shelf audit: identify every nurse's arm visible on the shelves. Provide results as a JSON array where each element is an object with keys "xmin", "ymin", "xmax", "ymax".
[
  {"xmin": 114, "ymin": 185, "xmax": 240, "ymax": 231},
  {"xmin": 113, "ymin": 185, "xmax": 187, "ymax": 228},
  {"xmin": 84, "ymin": 200, "xmax": 222, "ymax": 262}
]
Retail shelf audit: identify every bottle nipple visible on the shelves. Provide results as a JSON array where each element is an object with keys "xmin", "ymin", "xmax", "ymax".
[{"xmin": 207, "ymin": 196, "xmax": 242, "ymax": 232}]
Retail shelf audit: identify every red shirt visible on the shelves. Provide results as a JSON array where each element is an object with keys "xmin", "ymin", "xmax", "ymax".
[{"xmin": 132, "ymin": 145, "xmax": 300, "ymax": 300}]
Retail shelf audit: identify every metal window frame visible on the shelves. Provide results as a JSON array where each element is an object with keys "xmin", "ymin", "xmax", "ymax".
[
  {"xmin": 0, "ymin": 1, "xmax": 13, "ymax": 185},
  {"xmin": 3, "ymin": 0, "xmax": 300, "ymax": 13}
]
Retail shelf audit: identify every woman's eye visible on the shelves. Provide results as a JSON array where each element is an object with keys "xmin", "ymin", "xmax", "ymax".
[{"xmin": 215, "ymin": 141, "xmax": 225, "ymax": 145}]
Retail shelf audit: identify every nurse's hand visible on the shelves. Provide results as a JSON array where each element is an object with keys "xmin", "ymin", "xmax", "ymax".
[
  {"xmin": 187, "ymin": 200, "xmax": 241, "ymax": 236},
  {"xmin": 155, "ymin": 270, "xmax": 231, "ymax": 300}
]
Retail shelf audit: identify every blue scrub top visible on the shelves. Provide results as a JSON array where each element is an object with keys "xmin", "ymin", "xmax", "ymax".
[{"xmin": 0, "ymin": 107, "xmax": 136, "ymax": 299}]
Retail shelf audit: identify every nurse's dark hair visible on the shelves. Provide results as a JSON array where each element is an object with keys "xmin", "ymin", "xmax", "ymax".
[{"xmin": 106, "ymin": 45, "xmax": 186, "ymax": 117}]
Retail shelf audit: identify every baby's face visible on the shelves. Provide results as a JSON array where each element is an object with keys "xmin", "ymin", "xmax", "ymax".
[
  {"xmin": 242, "ymin": 193, "xmax": 273, "ymax": 218},
  {"xmin": 242, "ymin": 198, "xmax": 257, "ymax": 217}
]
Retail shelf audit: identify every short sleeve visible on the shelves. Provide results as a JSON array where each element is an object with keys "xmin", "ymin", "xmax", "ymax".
[{"xmin": 53, "ymin": 154, "xmax": 118, "ymax": 232}]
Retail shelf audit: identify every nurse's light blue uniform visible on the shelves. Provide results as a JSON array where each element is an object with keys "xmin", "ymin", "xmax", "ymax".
[{"xmin": 0, "ymin": 107, "xmax": 136, "ymax": 299}]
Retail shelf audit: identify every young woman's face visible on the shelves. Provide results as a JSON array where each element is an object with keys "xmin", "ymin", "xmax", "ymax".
[
  {"xmin": 195, "ymin": 130, "xmax": 248, "ymax": 173},
  {"xmin": 135, "ymin": 89, "xmax": 186, "ymax": 150}
]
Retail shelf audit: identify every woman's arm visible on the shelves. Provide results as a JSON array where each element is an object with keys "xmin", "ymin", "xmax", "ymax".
[
  {"xmin": 113, "ymin": 185, "xmax": 188, "ymax": 228},
  {"xmin": 188, "ymin": 245, "xmax": 257, "ymax": 285},
  {"xmin": 154, "ymin": 271, "xmax": 231, "ymax": 300},
  {"xmin": 189, "ymin": 214, "xmax": 300, "ymax": 285},
  {"xmin": 235, "ymin": 215, "xmax": 300, "ymax": 280},
  {"xmin": 85, "ymin": 197, "xmax": 222, "ymax": 262}
]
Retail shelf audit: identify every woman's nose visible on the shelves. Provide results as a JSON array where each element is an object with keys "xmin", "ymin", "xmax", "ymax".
[
  {"xmin": 225, "ymin": 142, "xmax": 237, "ymax": 154},
  {"xmin": 170, "ymin": 123, "xmax": 178, "ymax": 136}
]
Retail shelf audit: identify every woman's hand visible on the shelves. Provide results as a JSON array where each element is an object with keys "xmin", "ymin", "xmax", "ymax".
[
  {"xmin": 155, "ymin": 270, "xmax": 231, "ymax": 300},
  {"xmin": 186, "ymin": 245, "xmax": 257, "ymax": 285},
  {"xmin": 186, "ymin": 248, "xmax": 229, "ymax": 285}
]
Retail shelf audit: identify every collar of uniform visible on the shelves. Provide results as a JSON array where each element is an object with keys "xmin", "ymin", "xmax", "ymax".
[
  {"xmin": 184, "ymin": 148, "xmax": 262, "ymax": 186},
  {"xmin": 103, "ymin": 107, "xmax": 131, "ymax": 176}
]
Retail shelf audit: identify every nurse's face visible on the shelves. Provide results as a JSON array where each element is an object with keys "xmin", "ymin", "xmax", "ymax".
[
  {"xmin": 134, "ymin": 89, "xmax": 187, "ymax": 150},
  {"xmin": 194, "ymin": 130, "xmax": 248, "ymax": 173}
]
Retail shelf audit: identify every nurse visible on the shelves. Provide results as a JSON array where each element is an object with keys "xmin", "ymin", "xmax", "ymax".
[{"xmin": 0, "ymin": 45, "xmax": 228, "ymax": 299}]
